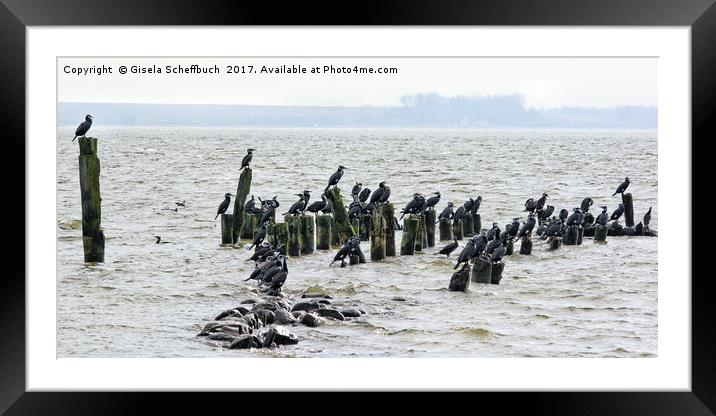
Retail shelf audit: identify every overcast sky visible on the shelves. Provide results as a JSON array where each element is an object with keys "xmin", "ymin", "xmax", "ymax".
[{"xmin": 58, "ymin": 57, "xmax": 656, "ymax": 109}]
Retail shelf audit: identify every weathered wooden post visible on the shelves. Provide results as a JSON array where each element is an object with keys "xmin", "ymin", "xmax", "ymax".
[
  {"xmin": 424, "ymin": 208, "xmax": 436, "ymax": 247},
  {"xmin": 563, "ymin": 225, "xmax": 579, "ymax": 245},
  {"xmin": 78, "ymin": 137, "xmax": 105, "ymax": 262},
  {"xmin": 594, "ymin": 224, "xmax": 608, "ymax": 242},
  {"xmin": 519, "ymin": 236, "xmax": 532, "ymax": 255},
  {"xmin": 491, "ymin": 262, "xmax": 505, "ymax": 284},
  {"xmin": 326, "ymin": 187, "xmax": 356, "ymax": 244},
  {"xmin": 549, "ymin": 237, "xmax": 562, "ymax": 250},
  {"xmin": 471, "ymin": 255, "xmax": 492, "ymax": 284},
  {"xmin": 241, "ymin": 212, "xmax": 262, "ymax": 239},
  {"xmin": 622, "ymin": 193, "xmax": 635, "ymax": 227},
  {"xmin": 268, "ymin": 222, "xmax": 289, "ymax": 248},
  {"xmin": 285, "ymin": 215, "xmax": 303, "ymax": 256},
  {"xmin": 577, "ymin": 227, "xmax": 584, "ymax": 245},
  {"xmin": 400, "ymin": 215, "xmax": 420, "ymax": 255},
  {"xmin": 608, "ymin": 222, "xmax": 624, "ymax": 236},
  {"xmin": 383, "ymin": 203, "xmax": 396, "ymax": 256},
  {"xmin": 453, "ymin": 220, "xmax": 464, "ymax": 240},
  {"xmin": 505, "ymin": 240, "xmax": 514, "ymax": 255},
  {"xmin": 359, "ymin": 214, "xmax": 371, "ymax": 242},
  {"xmin": 463, "ymin": 214, "xmax": 474, "ymax": 237},
  {"xmin": 315, "ymin": 215, "xmax": 332, "ymax": 249},
  {"xmin": 231, "ymin": 168, "xmax": 252, "ymax": 243},
  {"xmin": 220, "ymin": 214, "xmax": 234, "ymax": 245},
  {"xmin": 473, "ymin": 214, "xmax": 482, "ymax": 235},
  {"xmin": 415, "ymin": 214, "xmax": 426, "ymax": 252},
  {"xmin": 348, "ymin": 254, "xmax": 360, "ymax": 266},
  {"xmin": 439, "ymin": 219, "xmax": 452, "ymax": 241},
  {"xmin": 301, "ymin": 215, "xmax": 315, "ymax": 254},
  {"xmin": 449, "ymin": 264, "xmax": 471, "ymax": 292},
  {"xmin": 370, "ymin": 205, "xmax": 386, "ymax": 261},
  {"xmin": 330, "ymin": 217, "xmax": 341, "ymax": 247}
]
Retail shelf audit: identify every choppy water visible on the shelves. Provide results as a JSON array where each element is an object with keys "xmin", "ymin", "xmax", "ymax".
[{"xmin": 57, "ymin": 127, "xmax": 657, "ymax": 358}]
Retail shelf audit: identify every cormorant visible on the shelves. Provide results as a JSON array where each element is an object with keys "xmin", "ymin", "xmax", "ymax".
[
  {"xmin": 72, "ymin": 114, "xmax": 93, "ymax": 142},
  {"xmin": 245, "ymin": 195, "xmax": 264, "ymax": 214},
  {"xmin": 452, "ymin": 205, "xmax": 466, "ymax": 225},
  {"xmin": 559, "ymin": 208, "xmax": 569, "ymax": 223},
  {"xmin": 378, "ymin": 182, "xmax": 391, "ymax": 203},
  {"xmin": 541, "ymin": 218, "xmax": 563, "ymax": 240},
  {"xmin": 612, "ymin": 177, "xmax": 630, "ymax": 196},
  {"xmin": 306, "ymin": 194, "xmax": 328, "ymax": 214},
  {"xmin": 524, "ymin": 198, "xmax": 537, "ymax": 213},
  {"xmin": 437, "ymin": 238, "xmax": 458, "ymax": 258},
  {"xmin": 283, "ymin": 193, "xmax": 308, "ymax": 216},
  {"xmin": 399, "ymin": 193, "xmax": 423, "ymax": 220},
  {"xmin": 214, "ymin": 193, "xmax": 232, "ymax": 220},
  {"xmin": 471, "ymin": 233, "xmax": 488, "ymax": 257},
  {"xmin": 351, "ymin": 182, "xmax": 362, "ymax": 199},
  {"xmin": 541, "ymin": 205, "xmax": 555, "ymax": 221},
  {"xmin": 324, "ymin": 165, "xmax": 346, "ymax": 192},
  {"xmin": 644, "ymin": 207, "xmax": 652, "ymax": 227},
  {"xmin": 491, "ymin": 241, "xmax": 507, "ymax": 263},
  {"xmin": 507, "ymin": 218, "xmax": 521, "ymax": 239},
  {"xmin": 153, "ymin": 236, "xmax": 171, "ymax": 244},
  {"xmin": 425, "ymin": 192, "xmax": 441, "ymax": 209},
  {"xmin": 348, "ymin": 203, "xmax": 364, "ymax": 220},
  {"xmin": 566, "ymin": 208, "xmax": 584, "ymax": 226},
  {"xmin": 321, "ymin": 198, "xmax": 333, "ymax": 214},
  {"xmin": 535, "ymin": 193, "xmax": 548, "ymax": 211},
  {"xmin": 464, "ymin": 198, "xmax": 475, "ymax": 213},
  {"xmin": 247, "ymin": 224, "xmax": 268, "ymax": 250},
  {"xmin": 580, "ymin": 198, "xmax": 593, "ymax": 213},
  {"xmin": 595, "ymin": 206, "xmax": 609, "ymax": 226},
  {"xmin": 437, "ymin": 202, "xmax": 455, "ymax": 222},
  {"xmin": 484, "ymin": 236, "xmax": 502, "ymax": 255},
  {"xmin": 239, "ymin": 148, "xmax": 254, "ymax": 171},
  {"xmin": 486, "ymin": 223, "xmax": 500, "ymax": 241},
  {"xmin": 358, "ymin": 187, "xmax": 371, "ymax": 203},
  {"xmin": 245, "ymin": 242, "xmax": 272, "ymax": 262},
  {"xmin": 259, "ymin": 195, "xmax": 280, "ymax": 210},
  {"xmin": 453, "ymin": 238, "xmax": 476, "ymax": 269},
  {"xmin": 470, "ymin": 196, "xmax": 482, "ymax": 215},
  {"xmin": 265, "ymin": 256, "xmax": 288, "ymax": 292},
  {"xmin": 635, "ymin": 221, "xmax": 644, "ymax": 235},
  {"xmin": 329, "ymin": 237, "xmax": 360, "ymax": 267},
  {"xmin": 175, "ymin": 200, "xmax": 186, "ymax": 207},
  {"xmin": 260, "ymin": 206, "xmax": 276, "ymax": 225},
  {"xmin": 610, "ymin": 204, "xmax": 625, "ymax": 222},
  {"xmin": 518, "ymin": 215, "xmax": 537, "ymax": 238}
]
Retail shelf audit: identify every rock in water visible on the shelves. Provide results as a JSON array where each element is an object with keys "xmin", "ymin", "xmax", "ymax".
[
  {"xmin": 340, "ymin": 308, "xmax": 362, "ymax": 318},
  {"xmin": 274, "ymin": 309, "xmax": 297, "ymax": 324},
  {"xmin": 228, "ymin": 334, "xmax": 263, "ymax": 349},
  {"xmin": 300, "ymin": 313, "xmax": 323, "ymax": 327},
  {"xmin": 449, "ymin": 263, "xmax": 470, "ymax": 292},
  {"xmin": 291, "ymin": 300, "xmax": 322, "ymax": 313},
  {"xmin": 316, "ymin": 308, "xmax": 345, "ymax": 321},
  {"xmin": 269, "ymin": 326, "xmax": 300, "ymax": 345}
]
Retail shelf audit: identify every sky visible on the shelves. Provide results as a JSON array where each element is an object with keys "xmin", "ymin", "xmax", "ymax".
[{"xmin": 58, "ymin": 57, "xmax": 657, "ymax": 109}]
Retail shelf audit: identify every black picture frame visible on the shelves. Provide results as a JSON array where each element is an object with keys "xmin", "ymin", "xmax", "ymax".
[{"xmin": 1, "ymin": 0, "xmax": 712, "ymax": 412}]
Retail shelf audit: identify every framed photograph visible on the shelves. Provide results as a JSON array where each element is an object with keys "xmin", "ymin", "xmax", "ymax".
[{"xmin": 3, "ymin": 0, "xmax": 713, "ymax": 412}]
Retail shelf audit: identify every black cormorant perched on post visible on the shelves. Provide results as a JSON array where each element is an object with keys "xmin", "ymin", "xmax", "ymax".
[
  {"xmin": 453, "ymin": 238, "xmax": 476, "ymax": 269},
  {"xmin": 612, "ymin": 177, "xmax": 630, "ymax": 196},
  {"xmin": 491, "ymin": 241, "xmax": 507, "ymax": 263},
  {"xmin": 306, "ymin": 194, "xmax": 328, "ymax": 214},
  {"xmin": 535, "ymin": 193, "xmax": 548, "ymax": 211},
  {"xmin": 566, "ymin": 208, "xmax": 584, "ymax": 226},
  {"xmin": 369, "ymin": 181, "xmax": 386, "ymax": 204},
  {"xmin": 595, "ymin": 206, "xmax": 609, "ymax": 226},
  {"xmin": 464, "ymin": 198, "xmax": 475, "ymax": 213},
  {"xmin": 541, "ymin": 218, "xmax": 563, "ymax": 240},
  {"xmin": 425, "ymin": 192, "xmax": 441, "ymax": 209},
  {"xmin": 470, "ymin": 196, "xmax": 482, "ymax": 215},
  {"xmin": 437, "ymin": 238, "xmax": 459, "ymax": 258},
  {"xmin": 72, "ymin": 114, "xmax": 93, "ymax": 142},
  {"xmin": 452, "ymin": 205, "xmax": 466, "ymax": 225},
  {"xmin": 541, "ymin": 205, "xmax": 555, "ymax": 222},
  {"xmin": 348, "ymin": 203, "xmax": 364, "ymax": 220},
  {"xmin": 580, "ymin": 198, "xmax": 593, "ymax": 213},
  {"xmin": 351, "ymin": 182, "xmax": 362, "ymax": 199},
  {"xmin": 240, "ymin": 148, "xmax": 254, "ymax": 171},
  {"xmin": 507, "ymin": 218, "xmax": 521, "ymax": 239},
  {"xmin": 484, "ymin": 235, "xmax": 502, "ymax": 255},
  {"xmin": 559, "ymin": 208, "xmax": 569, "ymax": 223},
  {"xmin": 437, "ymin": 202, "xmax": 455, "ymax": 222},
  {"xmin": 486, "ymin": 222, "xmax": 501, "ymax": 241},
  {"xmin": 358, "ymin": 187, "xmax": 371, "ymax": 203},
  {"xmin": 610, "ymin": 204, "xmax": 625, "ymax": 222},
  {"xmin": 518, "ymin": 215, "xmax": 537, "ymax": 238},
  {"xmin": 324, "ymin": 166, "xmax": 346, "ymax": 192},
  {"xmin": 283, "ymin": 193, "xmax": 308, "ymax": 216},
  {"xmin": 524, "ymin": 198, "xmax": 537, "ymax": 213},
  {"xmin": 247, "ymin": 224, "xmax": 268, "ymax": 250},
  {"xmin": 399, "ymin": 193, "xmax": 423, "ymax": 220},
  {"xmin": 214, "ymin": 193, "xmax": 232, "ymax": 220},
  {"xmin": 471, "ymin": 233, "xmax": 488, "ymax": 257},
  {"xmin": 260, "ymin": 206, "xmax": 276, "ymax": 225},
  {"xmin": 644, "ymin": 207, "xmax": 652, "ymax": 227},
  {"xmin": 378, "ymin": 182, "xmax": 391, "ymax": 203},
  {"xmin": 245, "ymin": 195, "xmax": 263, "ymax": 214},
  {"xmin": 321, "ymin": 199, "xmax": 333, "ymax": 214}
]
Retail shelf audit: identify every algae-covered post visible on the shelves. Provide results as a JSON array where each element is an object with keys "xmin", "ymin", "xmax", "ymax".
[
  {"xmin": 563, "ymin": 225, "xmax": 579, "ymax": 245},
  {"xmin": 519, "ymin": 236, "xmax": 533, "ymax": 255},
  {"xmin": 414, "ymin": 214, "xmax": 425, "ymax": 252},
  {"xmin": 301, "ymin": 215, "xmax": 315, "ymax": 254},
  {"xmin": 78, "ymin": 137, "xmax": 105, "ymax": 262},
  {"xmin": 448, "ymin": 263, "xmax": 470, "ymax": 292},
  {"xmin": 241, "ymin": 212, "xmax": 262, "ymax": 240},
  {"xmin": 285, "ymin": 215, "xmax": 303, "ymax": 256},
  {"xmin": 439, "ymin": 219, "xmax": 452, "ymax": 241},
  {"xmin": 622, "ymin": 193, "xmax": 635, "ymax": 227},
  {"xmin": 330, "ymin": 217, "xmax": 341, "ymax": 247},
  {"xmin": 269, "ymin": 222, "xmax": 289, "ymax": 248},
  {"xmin": 594, "ymin": 224, "xmax": 608, "ymax": 242},
  {"xmin": 549, "ymin": 237, "xmax": 562, "ymax": 250},
  {"xmin": 424, "ymin": 208, "xmax": 436, "ymax": 247},
  {"xmin": 472, "ymin": 213, "xmax": 482, "ymax": 235},
  {"xmin": 453, "ymin": 219, "xmax": 464, "ymax": 240},
  {"xmin": 491, "ymin": 262, "xmax": 505, "ymax": 284},
  {"xmin": 359, "ymin": 214, "xmax": 371, "ymax": 242},
  {"xmin": 315, "ymin": 215, "xmax": 332, "ymax": 250},
  {"xmin": 231, "ymin": 168, "xmax": 252, "ymax": 243},
  {"xmin": 326, "ymin": 187, "xmax": 356, "ymax": 244},
  {"xmin": 400, "ymin": 215, "xmax": 419, "ymax": 255},
  {"xmin": 470, "ymin": 255, "xmax": 492, "ymax": 284},
  {"xmin": 220, "ymin": 214, "xmax": 234, "ymax": 245},
  {"xmin": 370, "ymin": 205, "xmax": 386, "ymax": 261},
  {"xmin": 383, "ymin": 203, "xmax": 396, "ymax": 256},
  {"xmin": 463, "ymin": 214, "xmax": 474, "ymax": 237}
]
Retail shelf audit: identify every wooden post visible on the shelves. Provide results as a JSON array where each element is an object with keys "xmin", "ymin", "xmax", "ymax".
[
  {"xmin": 473, "ymin": 214, "xmax": 482, "ymax": 235},
  {"xmin": 608, "ymin": 222, "xmax": 624, "ymax": 236},
  {"xmin": 231, "ymin": 168, "xmax": 252, "ymax": 243},
  {"xmin": 241, "ymin": 212, "xmax": 262, "ymax": 239},
  {"xmin": 439, "ymin": 219, "xmax": 452, "ymax": 241},
  {"xmin": 519, "ymin": 236, "xmax": 532, "ymax": 255},
  {"xmin": 622, "ymin": 193, "xmax": 635, "ymax": 227},
  {"xmin": 285, "ymin": 215, "xmax": 303, "ymax": 256},
  {"xmin": 577, "ymin": 227, "xmax": 584, "ymax": 245},
  {"xmin": 453, "ymin": 220, "xmax": 464, "ymax": 240},
  {"xmin": 563, "ymin": 225, "xmax": 579, "ymax": 245},
  {"xmin": 359, "ymin": 214, "xmax": 371, "ymax": 242},
  {"xmin": 78, "ymin": 137, "xmax": 105, "ymax": 262},
  {"xmin": 326, "ymin": 187, "xmax": 356, "ymax": 244},
  {"xmin": 315, "ymin": 215, "xmax": 332, "ymax": 249},
  {"xmin": 220, "ymin": 214, "xmax": 234, "ymax": 245},
  {"xmin": 415, "ymin": 214, "xmax": 425, "ymax": 252},
  {"xmin": 449, "ymin": 264, "xmax": 471, "ymax": 292},
  {"xmin": 424, "ymin": 208, "xmax": 436, "ymax": 247},
  {"xmin": 463, "ymin": 214, "xmax": 474, "ymax": 237},
  {"xmin": 400, "ymin": 215, "xmax": 419, "ymax": 255},
  {"xmin": 549, "ymin": 237, "xmax": 562, "ymax": 250},
  {"xmin": 370, "ymin": 206, "xmax": 386, "ymax": 261},
  {"xmin": 301, "ymin": 215, "xmax": 315, "ymax": 254},
  {"xmin": 270, "ymin": 222, "xmax": 289, "ymax": 249},
  {"xmin": 349, "ymin": 254, "xmax": 360, "ymax": 265},
  {"xmin": 506, "ymin": 240, "xmax": 514, "ymax": 255},
  {"xmin": 491, "ymin": 262, "xmax": 505, "ymax": 284},
  {"xmin": 330, "ymin": 217, "xmax": 341, "ymax": 247},
  {"xmin": 355, "ymin": 245, "xmax": 367, "ymax": 263},
  {"xmin": 594, "ymin": 224, "xmax": 608, "ymax": 242},
  {"xmin": 470, "ymin": 255, "xmax": 492, "ymax": 284},
  {"xmin": 383, "ymin": 203, "xmax": 396, "ymax": 256}
]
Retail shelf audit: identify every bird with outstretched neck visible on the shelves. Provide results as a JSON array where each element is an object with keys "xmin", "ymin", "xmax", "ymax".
[{"xmin": 72, "ymin": 114, "xmax": 93, "ymax": 142}]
